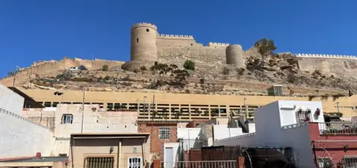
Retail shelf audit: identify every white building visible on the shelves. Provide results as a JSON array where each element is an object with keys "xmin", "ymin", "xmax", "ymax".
[
  {"xmin": 0, "ymin": 84, "xmax": 53, "ymax": 158},
  {"xmin": 216, "ymin": 100, "xmax": 325, "ymax": 168},
  {"xmin": 23, "ymin": 104, "xmax": 139, "ymax": 156}
]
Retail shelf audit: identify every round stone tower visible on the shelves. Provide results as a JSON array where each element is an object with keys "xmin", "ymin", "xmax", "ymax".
[
  {"xmin": 130, "ymin": 23, "xmax": 158, "ymax": 62},
  {"xmin": 226, "ymin": 44, "xmax": 245, "ymax": 68}
]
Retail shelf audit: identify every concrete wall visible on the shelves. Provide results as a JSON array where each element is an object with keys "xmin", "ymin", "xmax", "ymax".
[
  {"xmin": 22, "ymin": 108, "xmax": 56, "ymax": 130},
  {"xmin": 213, "ymin": 125, "xmax": 243, "ymax": 141},
  {"xmin": 0, "ymin": 109, "xmax": 54, "ymax": 158},
  {"xmin": 0, "ymin": 84, "xmax": 24, "ymax": 114},
  {"xmin": 53, "ymin": 104, "xmax": 138, "ymax": 155},
  {"xmin": 216, "ymin": 101, "xmax": 325, "ymax": 168},
  {"xmin": 71, "ymin": 138, "xmax": 150, "ymax": 168},
  {"xmin": 16, "ymin": 87, "xmax": 357, "ymax": 119},
  {"xmin": 177, "ymin": 128, "xmax": 201, "ymax": 150}
]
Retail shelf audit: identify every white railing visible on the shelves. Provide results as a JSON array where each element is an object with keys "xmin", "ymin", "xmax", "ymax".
[{"xmin": 162, "ymin": 160, "xmax": 237, "ymax": 168}]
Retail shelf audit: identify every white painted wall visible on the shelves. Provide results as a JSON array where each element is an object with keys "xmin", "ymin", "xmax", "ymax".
[
  {"xmin": 177, "ymin": 128, "xmax": 201, "ymax": 150},
  {"xmin": 164, "ymin": 143, "xmax": 180, "ymax": 168},
  {"xmin": 0, "ymin": 84, "xmax": 54, "ymax": 158},
  {"xmin": 216, "ymin": 100, "xmax": 324, "ymax": 168},
  {"xmin": 0, "ymin": 84, "xmax": 24, "ymax": 114},
  {"xmin": 213, "ymin": 125, "xmax": 243, "ymax": 141},
  {"xmin": 0, "ymin": 109, "xmax": 54, "ymax": 158},
  {"xmin": 278, "ymin": 100, "xmax": 324, "ymax": 127},
  {"xmin": 53, "ymin": 104, "xmax": 138, "ymax": 155}
]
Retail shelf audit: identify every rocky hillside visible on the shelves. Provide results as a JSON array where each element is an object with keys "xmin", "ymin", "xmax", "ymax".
[{"xmin": 1, "ymin": 41, "xmax": 356, "ymax": 97}]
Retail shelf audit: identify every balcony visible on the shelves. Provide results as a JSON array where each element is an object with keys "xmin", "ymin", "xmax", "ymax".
[{"xmin": 319, "ymin": 122, "xmax": 357, "ymax": 135}]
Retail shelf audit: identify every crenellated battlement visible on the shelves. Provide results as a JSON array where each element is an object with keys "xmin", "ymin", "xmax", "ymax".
[
  {"xmin": 157, "ymin": 34, "xmax": 194, "ymax": 40},
  {"xmin": 296, "ymin": 53, "xmax": 357, "ymax": 60},
  {"xmin": 208, "ymin": 42, "xmax": 230, "ymax": 47},
  {"xmin": 132, "ymin": 22, "xmax": 157, "ymax": 30}
]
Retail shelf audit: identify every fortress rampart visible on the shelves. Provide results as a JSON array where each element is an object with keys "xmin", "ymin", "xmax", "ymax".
[
  {"xmin": 297, "ymin": 53, "xmax": 357, "ymax": 76},
  {"xmin": 296, "ymin": 53, "xmax": 357, "ymax": 60},
  {"xmin": 129, "ymin": 22, "xmax": 357, "ymax": 78},
  {"xmin": 0, "ymin": 58, "xmax": 124, "ymax": 87},
  {"xmin": 157, "ymin": 34, "xmax": 194, "ymax": 40}
]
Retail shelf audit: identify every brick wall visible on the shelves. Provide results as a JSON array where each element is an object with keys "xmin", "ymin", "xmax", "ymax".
[
  {"xmin": 138, "ymin": 122, "xmax": 178, "ymax": 160},
  {"xmin": 309, "ymin": 123, "xmax": 357, "ymax": 166}
]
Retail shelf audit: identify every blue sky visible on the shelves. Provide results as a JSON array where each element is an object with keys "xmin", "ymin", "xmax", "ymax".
[{"xmin": 0, "ymin": 0, "xmax": 357, "ymax": 78}]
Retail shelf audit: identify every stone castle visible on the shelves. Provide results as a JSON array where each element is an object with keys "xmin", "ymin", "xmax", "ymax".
[{"xmin": 126, "ymin": 22, "xmax": 357, "ymax": 78}]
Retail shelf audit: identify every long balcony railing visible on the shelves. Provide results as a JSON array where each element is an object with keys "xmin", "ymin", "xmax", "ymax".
[
  {"xmin": 161, "ymin": 160, "xmax": 237, "ymax": 168},
  {"xmin": 319, "ymin": 122, "xmax": 357, "ymax": 135}
]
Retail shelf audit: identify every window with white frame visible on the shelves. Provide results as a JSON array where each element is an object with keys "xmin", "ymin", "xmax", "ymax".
[
  {"xmin": 61, "ymin": 114, "xmax": 73, "ymax": 124},
  {"xmin": 159, "ymin": 127, "xmax": 170, "ymax": 139}
]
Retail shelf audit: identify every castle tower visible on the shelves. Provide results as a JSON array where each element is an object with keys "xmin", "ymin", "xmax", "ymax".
[
  {"xmin": 130, "ymin": 23, "xmax": 158, "ymax": 62},
  {"xmin": 226, "ymin": 44, "xmax": 245, "ymax": 68}
]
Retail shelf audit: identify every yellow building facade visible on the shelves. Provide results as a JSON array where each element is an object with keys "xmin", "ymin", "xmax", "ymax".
[{"xmin": 17, "ymin": 87, "xmax": 357, "ymax": 120}]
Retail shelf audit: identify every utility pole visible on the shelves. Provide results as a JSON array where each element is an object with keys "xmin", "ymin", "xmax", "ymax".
[
  {"xmin": 81, "ymin": 88, "xmax": 85, "ymax": 133},
  {"xmin": 336, "ymin": 102, "xmax": 340, "ymax": 114},
  {"xmin": 244, "ymin": 97, "xmax": 248, "ymax": 120}
]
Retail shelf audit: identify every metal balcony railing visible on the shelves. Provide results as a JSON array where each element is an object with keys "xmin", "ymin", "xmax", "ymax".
[
  {"xmin": 319, "ymin": 122, "xmax": 357, "ymax": 135},
  {"xmin": 161, "ymin": 160, "xmax": 237, "ymax": 168}
]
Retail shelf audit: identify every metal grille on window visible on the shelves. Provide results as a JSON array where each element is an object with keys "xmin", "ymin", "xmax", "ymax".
[
  {"xmin": 343, "ymin": 157, "xmax": 357, "ymax": 168},
  {"xmin": 128, "ymin": 157, "xmax": 141, "ymax": 168},
  {"xmin": 85, "ymin": 157, "xmax": 114, "ymax": 168},
  {"xmin": 159, "ymin": 127, "xmax": 170, "ymax": 139},
  {"xmin": 317, "ymin": 158, "xmax": 332, "ymax": 168}
]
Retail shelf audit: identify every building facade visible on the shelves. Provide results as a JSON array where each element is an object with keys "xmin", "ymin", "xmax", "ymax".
[{"xmin": 216, "ymin": 100, "xmax": 357, "ymax": 168}]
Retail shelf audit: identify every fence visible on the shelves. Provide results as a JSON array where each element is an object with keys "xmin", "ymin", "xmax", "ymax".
[
  {"xmin": 161, "ymin": 160, "xmax": 237, "ymax": 168},
  {"xmin": 342, "ymin": 157, "xmax": 357, "ymax": 168},
  {"xmin": 319, "ymin": 122, "xmax": 357, "ymax": 135}
]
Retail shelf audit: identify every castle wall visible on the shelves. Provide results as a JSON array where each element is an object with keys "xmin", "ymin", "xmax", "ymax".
[
  {"xmin": 156, "ymin": 35, "xmax": 228, "ymax": 68},
  {"xmin": 156, "ymin": 34, "xmax": 196, "ymax": 48},
  {"xmin": 0, "ymin": 58, "xmax": 124, "ymax": 87},
  {"xmin": 297, "ymin": 54, "xmax": 357, "ymax": 77}
]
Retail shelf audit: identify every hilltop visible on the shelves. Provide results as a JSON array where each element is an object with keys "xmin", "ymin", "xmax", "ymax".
[{"xmin": 1, "ymin": 47, "xmax": 356, "ymax": 98}]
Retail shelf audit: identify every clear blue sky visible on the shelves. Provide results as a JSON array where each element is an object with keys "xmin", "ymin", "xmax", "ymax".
[{"xmin": 1, "ymin": 0, "xmax": 357, "ymax": 78}]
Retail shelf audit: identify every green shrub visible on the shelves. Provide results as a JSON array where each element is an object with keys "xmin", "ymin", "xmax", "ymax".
[
  {"xmin": 183, "ymin": 60, "xmax": 195, "ymax": 71},
  {"xmin": 102, "ymin": 65, "xmax": 109, "ymax": 71},
  {"xmin": 254, "ymin": 38, "xmax": 277, "ymax": 55}
]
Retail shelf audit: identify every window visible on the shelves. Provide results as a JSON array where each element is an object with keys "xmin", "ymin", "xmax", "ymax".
[
  {"xmin": 44, "ymin": 102, "xmax": 52, "ymax": 107},
  {"xmin": 85, "ymin": 157, "xmax": 114, "ymax": 168},
  {"xmin": 146, "ymin": 28, "xmax": 149, "ymax": 32},
  {"xmin": 107, "ymin": 103, "xmax": 113, "ymax": 111},
  {"xmin": 317, "ymin": 158, "xmax": 332, "ymax": 168},
  {"xmin": 114, "ymin": 103, "xmax": 120, "ymax": 110},
  {"xmin": 159, "ymin": 127, "xmax": 170, "ymax": 139},
  {"xmin": 128, "ymin": 157, "xmax": 141, "ymax": 168},
  {"xmin": 61, "ymin": 114, "xmax": 73, "ymax": 124},
  {"xmin": 53, "ymin": 102, "xmax": 59, "ymax": 107}
]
